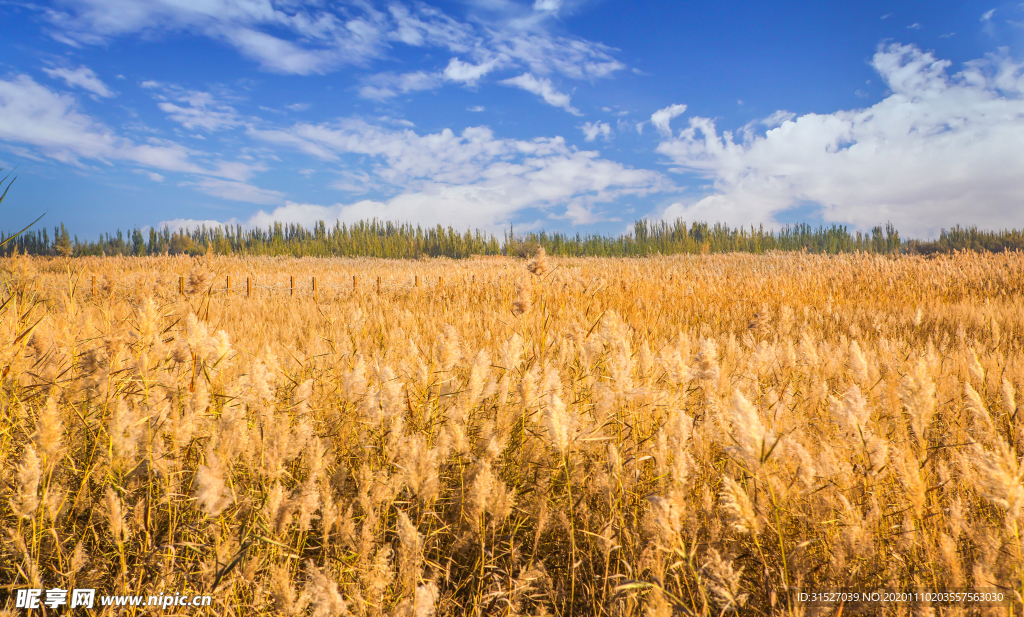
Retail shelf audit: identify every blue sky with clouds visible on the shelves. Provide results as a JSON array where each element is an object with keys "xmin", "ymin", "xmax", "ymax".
[{"xmin": 0, "ymin": 0, "xmax": 1022, "ymax": 239}]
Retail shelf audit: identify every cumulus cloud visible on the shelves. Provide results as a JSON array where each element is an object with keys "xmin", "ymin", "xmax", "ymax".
[
  {"xmin": 650, "ymin": 103, "xmax": 687, "ymax": 137},
  {"xmin": 500, "ymin": 73, "xmax": 580, "ymax": 114},
  {"xmin": 244, "ymin": 118, "xmax": 669, "ymax": 229},
  {"xmin": 580, "ymin": 121, "xmax": 611, "ymax": 141},
  {"xmin": 42, "ymin": 65, "xmax": 114, "ymax": 97},
  {"xmin": 655, "ymin": 44, "xmax": 1024, "ymax": 237}
]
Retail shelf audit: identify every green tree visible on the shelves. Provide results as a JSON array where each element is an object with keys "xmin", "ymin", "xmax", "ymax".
[{"xmin": 55, "ymin": 223, "xmax": 73, "ymax": 256}]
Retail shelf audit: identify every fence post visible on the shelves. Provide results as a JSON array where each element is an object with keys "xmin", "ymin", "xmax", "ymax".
[
  {"xmin": 377, "ymin": 275, "xmax": 381, "ymax": 290},
  {"xmin": 91, "ymin": 275, "xmax": 96, "ymax": 297},
  {"xmin": 438, "ymin": 276, "xmax": 443, "ymax": 286},
  {"xmin": 226, "ymin": 275, "xmax": 231, "ymax": 295},
  {"xmin": 415, "ymin": 275, "xmax": 420, "ymax": 288},
  {"xmin": 247, "ymin": 277, "xmax": 251, "ymax": 298},
  {"xmin": 290, "ymin": 276, "xmax": 294, "ymax": 297},
  {"xmin": 313, "ymin": 277, "xmax": 317, "ymax": 301},
  {"xmin": 353, "ymin": 275, "xmax": 358, "ymax": 289},
  {"xmin": 179, "ymin": 276, "xmax": 184, "ymax": 295}
]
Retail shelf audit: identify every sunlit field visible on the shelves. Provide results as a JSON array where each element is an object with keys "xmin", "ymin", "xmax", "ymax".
[{"xmin": 2, "ymin": 250, "xmax": 1023, "ymax": 616}]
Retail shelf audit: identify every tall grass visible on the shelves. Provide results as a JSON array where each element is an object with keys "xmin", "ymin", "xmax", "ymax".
[{"xmin": 1, "ymin": 250, "xmax": 1023, "ymax": 615}]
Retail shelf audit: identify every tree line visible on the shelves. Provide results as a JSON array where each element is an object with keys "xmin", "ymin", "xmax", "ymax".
[{"xmin": 0, "ymin": 219, "xmax": 1019, "ymax": 259}]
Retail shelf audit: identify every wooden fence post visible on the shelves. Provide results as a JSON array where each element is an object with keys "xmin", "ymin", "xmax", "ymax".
[
  {"xmin": 353, "ymin": 275, "xmax": 358, "ymax": 289},
  {"xmin": 376, "ymin": 275, "xmax": 381, "ymax": 290},
  {"xmin": 438, "ymin": 276, "xmax": 443, "ymax": 286},
  {"xmin": 247, "ymin": 277, "xmax": 251, "ymax": 298},
  {"xmin": 179, "ymin": 276, "xmax": 184, "ymax": 295},
  {"xmin": 226, "ymin": 275, "xmax": 231, "ymax": 295},
  {"xmin": 91, "ymin": 276, "xmax": 96, "ymax": 297},
  {"xmin": 290, "ymin": 276, "xmax": 294, "ymax": 297},
  {"xmin": 313, "ymin": 277, "xmax": 317, "ymax": 301},
  {"xmin": 415, "ymin": 275, "xmax": 420, "ymax": 287}
]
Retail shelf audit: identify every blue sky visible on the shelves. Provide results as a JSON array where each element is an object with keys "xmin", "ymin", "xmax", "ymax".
[{"xmin": 0, "ymin": 0, "xmax": 1022, "ymax": 239}]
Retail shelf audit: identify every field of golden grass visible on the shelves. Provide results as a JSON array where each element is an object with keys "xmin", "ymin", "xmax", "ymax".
[{"xmin": 2, "ymin": 250, "xmax": 1023, "ymax": 616}]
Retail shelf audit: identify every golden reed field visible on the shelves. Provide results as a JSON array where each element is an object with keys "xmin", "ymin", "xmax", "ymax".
[{"xmin": 1, "ymin": 249, "xmax": 1023, "ymax": 616}]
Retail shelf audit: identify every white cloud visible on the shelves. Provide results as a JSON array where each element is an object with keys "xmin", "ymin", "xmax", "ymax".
[
  {"xmin": 580, "ymin": 121, "xmax": 611, "ymax": 142},
  {"xmin": 0, "ymin": 74, "xmax": 264, "ymax": 192},
  {"xmin": 907, "ymin": 22, "xmax": 922, "ymax": 30},
  {"xmin": 183, "ymin": 178, "xmax": 285, "ymax": 204},
  {"xmin": 134, "ymin": 169, "xmax": 165, "ymax": 182},
  {"xmin": 655, "ymin": 44, "xmax": 1024, "ymax": 238},
  {"xmin": 650, "ymin": 103, "xmax": 687, "ymax": 137},
  {"xmin": 41, "ymin": 65, "xmax": 114, "ymax": 97},
  {"xmin": 286, "ymin": 103, "xmax": 310, "ymax": 111},
  {"xmin": 0, "ymin": 74, "xmax": 201, "ymax": 172},
  {"xmin": 533, "ymin": 0, "xmax": 562, "ymax": 13},
  {"xmin": 46, "ymin": 0, "xmax": 396, "ymax": 75},
  {"xmin": 359, "ymin": 71, "xmax": 443, "ymax": 100},
  {"xmin": 982, "ymin": 9, "xmax": 996, "ymax": 21},
  {"xmin": 500, "ymin": 73, "xmax": 580, "ymax": 114},
  {"xmin": 153, "ymin": 90, "xmax": 243, "ymax": 131},
  {"xmin": 159, "ymin": 217, "xmax": 232, "ymax": 232},
  {"xmin": 467, "ymin": 106, "xmax": 485, "ymax": 112},
  {"xmin": 490, "ymin": 31, "xmax": 624, "ymax": 80},
  {"xmin": 46, "ymin": 1, "xmax": 625, "ymax": 110},
  {"xmin": 443, "ymin": 57, "xmax": 501, "ymax": 83},
  {"xmin": 247, "ymin": 118, "xmax": 670, "ymax": 229}
]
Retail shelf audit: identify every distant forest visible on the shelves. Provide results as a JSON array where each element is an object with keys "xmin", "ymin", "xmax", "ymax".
[{"xmin": 1, "ymin": 219, "xmax": 1022, "ymax": 258}]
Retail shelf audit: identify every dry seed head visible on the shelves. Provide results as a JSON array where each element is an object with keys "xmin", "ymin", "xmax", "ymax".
[
  {"xmin": 33, "ymin": 393, "xmax": 64, "ymax": 464},
  {"xmin": 543, "ymin": 393, "xmax": 575, "ymax": 455},
  {"xmin": 899, "ymin": 359, "xmax": 937, "ymax": 449},
  {"xmin": 527, "ymin": 246, "xmax": 551, "ymax": 276},
  {"xmin": 210, "ymin": 329, "xmax": 232, "ymax": 362},
  {"xmin": 694, "ymin": 338, "xmax": 720, "ymax": 382},
  {"xmin": 719, "ymin": 476, "xmax": 760, "ymax": 535},
  {"xmin": 512, "ymin": 283, "xmax": 532, "ymax": 316},
  {"xmin": 70, "ymin": 541, "xmax": 89, "ymax": 576},
  {"xmin": 305, "ymin": 560, "xmax": 348, "ymax": 617},
  {"xmin": 10, "ymin": 444, "xmax": 41, "ymax": 518},
  {"xmin": 396, "ymin": 509, "xmax": 424, "ymax": 594},
  {"xmin": 412, "ymin": 582, "xmax": 439, "ymax": 617},
  {"xmin": 186, "ymin": 269, "xmax": 208, "ymax": 295},
  {"xmin": 195, "ymin": 451, "xmax": 231, "ymax": 517},
  {"xmin": 728, "ymin": 390, "xmax": 774, "ymax": 466},
  {"xmin": 849, "ymin": 339, "xmax": 869, "ymax": 385},
  {"xmin": 1002, "ymin": 378, "xmax": 1017, "ymax": 417},
  {"xmin": 830, "ymin": 385, "xmax": 871, "ymax": 438},
  {"xmin": 702, "ymin": 548, "xmax": 749, "ymax": 611},
  {"xmin": 648, "ymin": 495, "xmax": 681, "ymax": 547},
  {"xmin": 401, "ymin": 433, "xmax": 440, "ymax": 502},
  {"xmin": 437, "ymin": 325, "xmax": 463, "ymax": 372},
  {"xmin": 964, "ymin": 382, "xmax": 997, "ymax": 441},
  {"xmin": 103, "ymin": 487, "xmax": 126, "ymax": 544},
  {"xmin": 967, "ymin": 441, "xmax": 1024, "ymax": 519},
  {"xmin": 967, "ymin": 348, "xmax": 985, "ymax": 385}
]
